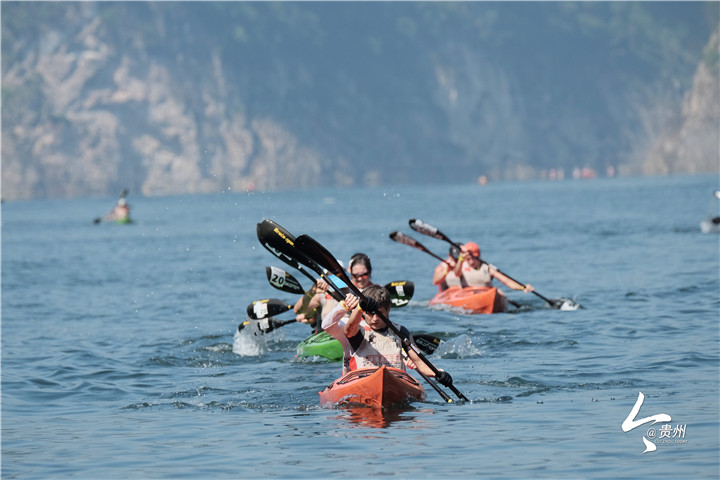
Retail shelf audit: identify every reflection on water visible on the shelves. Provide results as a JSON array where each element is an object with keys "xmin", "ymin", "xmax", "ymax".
[{"xmin": 336, "ymin": 406, "xmax": 435, "ymax": 429}]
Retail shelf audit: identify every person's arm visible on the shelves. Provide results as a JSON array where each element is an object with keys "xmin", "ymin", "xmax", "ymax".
[
  {"xmin": 343, "ymin": 303, "xmax": 364, "ymax": 338},
  {"xmin": 294, "ymin": 285, "xmax": 317, "ymax": 314},
  {"xmin": 432, "ymin": 259, "xmax": 455, "ymax": 285},
  {"xmin": 294, "ymin": 278, "xmax": 329, "ymax": 314},
  {"xmin": 321, "ymin": 293, "xmax": 358, "ymax": 332},
  {"xmin": 489, "ymin": 265, "xmax": 534, "ymax": 292},
  {"xmin": 453, "ymin": 248, "xmax": 468, "ymax": 277},
  {"xmin": 406, "ymin": 348, "xmax": 435, "ymax": 377}
]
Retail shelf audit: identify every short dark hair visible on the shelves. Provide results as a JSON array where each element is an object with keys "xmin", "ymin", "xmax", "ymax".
[
  {"xmin": 362, "ymin": 284, "xmax": 390, "ymax": 311},
  {"xmin": 349, "ymin": 253, "xmax": 372, "ymax": 275}
]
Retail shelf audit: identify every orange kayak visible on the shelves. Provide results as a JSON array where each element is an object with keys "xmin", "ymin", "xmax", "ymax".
[
  {"xmin": 429, "ymin": 286, "xmax": 505, "ymax": 314},
  {"xmin": 319, "ymin": 366, "xmax": 426, "ymax": 408}
]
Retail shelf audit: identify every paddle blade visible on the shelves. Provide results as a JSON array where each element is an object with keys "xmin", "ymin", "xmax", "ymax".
[
  {"xmin": 385, "ymin": 281, "xmax": 415, "ymax": 308},
  {"xmin": 246, "ymin": 298, "xmax": 293, "ymax": 319},
  {"xmin": 256, "ymin": 220, "xmax": 302, "ymax": 270},
  {"xmin": 294, "ymin": 234, "xmax": 342, "ymax": 276},
  {"xmin": 256, "ymin": 219, "xmax": 326, "ymax": 275},
  {"xmin": 390, "ymin": 231, "xmax": 422, "ymax": 249},
  {"xmin": 409, "ymin": 218, "xmax": 454, "ymax": 244},
  {"xmin": 295, "ymin": 234, "xmax": 357, "ymax": 296},
  {"xmin": 414, "ymin": 334, "xmax": 441, "ymax": 355},
  {"xmin": 266, "ymin": 266, "xmax": 304, "ymax": 294}
]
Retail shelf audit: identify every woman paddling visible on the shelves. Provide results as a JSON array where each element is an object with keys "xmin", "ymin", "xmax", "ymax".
[
  {"xmin": 294, "ymin": 253, "xmax": 376, "ymax": 333},
  {"xmin": 434, "ymin": 241, "xmax": 534, "ymax": 312}
]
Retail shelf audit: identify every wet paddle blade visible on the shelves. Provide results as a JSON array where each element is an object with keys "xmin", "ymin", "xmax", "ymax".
[
  {"xmin": 246, "ymin": 298, "xmax": 293, "ymax": 319},
  {"xmin": 385, "ymin": 281, "xmax": 415, "ymax": 308},
  {"xmin": 294, "ymin": 234, "xmax": 342, "ymax": 275},
  {"xmin": 414, "ymin": 334, "xmax": 441, "ymax": 355},
  {"xmin": 409, "ymin": 218, "xmax": 454, "ymax": 244}
]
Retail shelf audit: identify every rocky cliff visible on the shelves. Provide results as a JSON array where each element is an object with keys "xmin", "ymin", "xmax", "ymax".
[
  {"xmin": 643, "ymin": 29, "xmax": 720, "ymax": 175},
  {"xmin": 2, "ymin": 3, "xmax": 718, "ymax": 200}
]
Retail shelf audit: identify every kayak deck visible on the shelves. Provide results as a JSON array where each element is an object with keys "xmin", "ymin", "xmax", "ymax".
[
  {"xmin": 319, "ymin": 366, "xmax": 426, "ymax": 408},
  {"xmin": 429, "ymin": 286, "xmax": 505, "ymax": 314}
]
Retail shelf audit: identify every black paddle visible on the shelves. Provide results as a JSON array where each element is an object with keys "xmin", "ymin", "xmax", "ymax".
[
  {"xmin": 409, "ymin": 218, "xmax": 578, "ymax": 310},
  {"xmin": 238, "ymin": 318, "xmax": 297, "ymax": 334},
  {"xmin": 263, "ymin": 255, "xmax": 442, "ymax": 354},
  {"xmin": 239, "ymin": 298, "xmax": 300, "ymax": 334},
  {"xmin": 257, "ymin": 221, "xmax": 345, "ymax": 303},
  {"xmin": 266, "ymin": 265, "xmax": 416, "ymax": 309},
  {"xmin": 246, "ymin": 298, "xmax": 294, "ymax": 319},
  {"xmin": 266, "ymin": 266, "xmax": 306, "ymax": 295},
  {"xmin": 294, "ymin": 233, "xmax": 467, "ymax": 403},
  {"xmin": 390, "ymin": 231, "xmax": 453, "ymax": 265}
]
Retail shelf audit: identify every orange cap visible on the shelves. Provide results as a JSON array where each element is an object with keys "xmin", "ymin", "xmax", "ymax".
[{"xmin": 464, "ymin": 241, "xmax": 480, "ymax": 257}]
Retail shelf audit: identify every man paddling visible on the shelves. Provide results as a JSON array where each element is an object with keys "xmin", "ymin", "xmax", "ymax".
[{"xmin": 325, "ymin": 285, "xmax": 451, "ymax": 386}]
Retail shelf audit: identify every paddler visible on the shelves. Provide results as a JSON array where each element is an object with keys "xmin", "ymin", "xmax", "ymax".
[
  {"xmin": 330, "ymin": 285, "xmax": 452, "ymax": 387},
  {"xmin": 295, "ymin": 253, "xmax": 376, "ymax": 333},
  {"xmin": 435, "ymin": 241, "xmax": 534, "ymax": 310},
  {"xmin": 431, "ymin": 245, "xmax": 460, "ymax": 292},
  {"xmin": 110, "ymin": 197, "xmax": 131, "ymax": 222}
]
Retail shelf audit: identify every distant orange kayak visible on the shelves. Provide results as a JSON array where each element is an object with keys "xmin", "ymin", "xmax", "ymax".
[
  {"xmin": 429, "ymin": 286, "xmax": 505, "ymax": 314},
  {"xmin": 319, "ymin": 366, "xmax": 426, "ymax": 408}
]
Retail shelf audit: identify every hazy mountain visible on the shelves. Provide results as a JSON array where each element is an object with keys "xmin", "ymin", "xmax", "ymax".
[{"xmin": 2, "ymin": 2, "xmax": 718, "ymax": 200}]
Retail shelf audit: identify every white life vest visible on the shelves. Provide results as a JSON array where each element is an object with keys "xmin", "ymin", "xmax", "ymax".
[
  {"xmin": 445, "ymin": 262, "xmax": 492, "ymax": 288},
  {"xmin": 348, "ymin": 324, "xmax": 406, "ymax": 371}
]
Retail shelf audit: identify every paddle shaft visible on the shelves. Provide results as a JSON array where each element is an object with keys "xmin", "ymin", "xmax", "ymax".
[
  {"xmin": 409, "ymin": 219, "xmax": 558, "ymax": 308},
  {"xmin": 389, "ymin": 232, "xmax": 453, "ymax": 266},
  {"xmin": 414, "ymin": 367, "xmax": 453, "ymax": 402}
]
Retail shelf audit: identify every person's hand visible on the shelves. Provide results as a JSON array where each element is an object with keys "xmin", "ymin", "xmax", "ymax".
[
  {"xmin": 404, "ymin": 357, "xmax": 418, "ymax": 370},
  {"xmin": 435, "ymin": 369, "xmax": 453, "ymax": 387},
  {"xmin": 315, "ymin": 278, "xmax": 329, "ymax": 292},
  {"xmin": 523, "ymin": 283, "xmax": 534, "ymax": 293},
  {"xmin": 359, "ymin": 297, "xmax": 378, "ymax": 314},
  {"xmin": 296, "ymin": 313, "xmax": 311, "ymax": 324},
  {"xmin": 341, "ymin": 294, "xmax": 359, "ymax": 311}
]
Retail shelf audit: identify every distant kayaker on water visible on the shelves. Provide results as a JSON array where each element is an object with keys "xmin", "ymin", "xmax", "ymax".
[
  {"xmin": 434, "ymin": 241, "xmax": 534, "ymax": 310},
  {"xmin": 95, "ymin": 189, "xmax": 132, "ymax": 224},
  {"xmin": 326, "ymin": 285, "xmax": 451, "ymax": 386},
  {"xmin": 110, "ymin": 197, "xmax": 131, "ymax": 222}
]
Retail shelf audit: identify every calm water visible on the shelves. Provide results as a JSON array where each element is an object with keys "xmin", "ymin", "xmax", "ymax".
[{"xmin": 2, "ymin": 175, "xmax": 719, "ymax": 479}]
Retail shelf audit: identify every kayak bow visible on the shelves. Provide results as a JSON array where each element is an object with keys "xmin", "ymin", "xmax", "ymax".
[{"xmin": 319, "ymin": 366, "xmax": 426, "ymax": 408}]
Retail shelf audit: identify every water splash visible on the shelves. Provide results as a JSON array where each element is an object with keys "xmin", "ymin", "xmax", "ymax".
[
  {"xmin": 434, "ymin": 333, "xmax": 483, "ymax": 358},
  {"xmin": 232, "ymin": 326, "xmax": 269, "ymax": 356}
]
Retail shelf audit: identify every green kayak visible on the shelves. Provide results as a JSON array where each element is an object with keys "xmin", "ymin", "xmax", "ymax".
[{"xmin": 296, "ymin": 331, "xmax": 343, "ymax": 361}]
